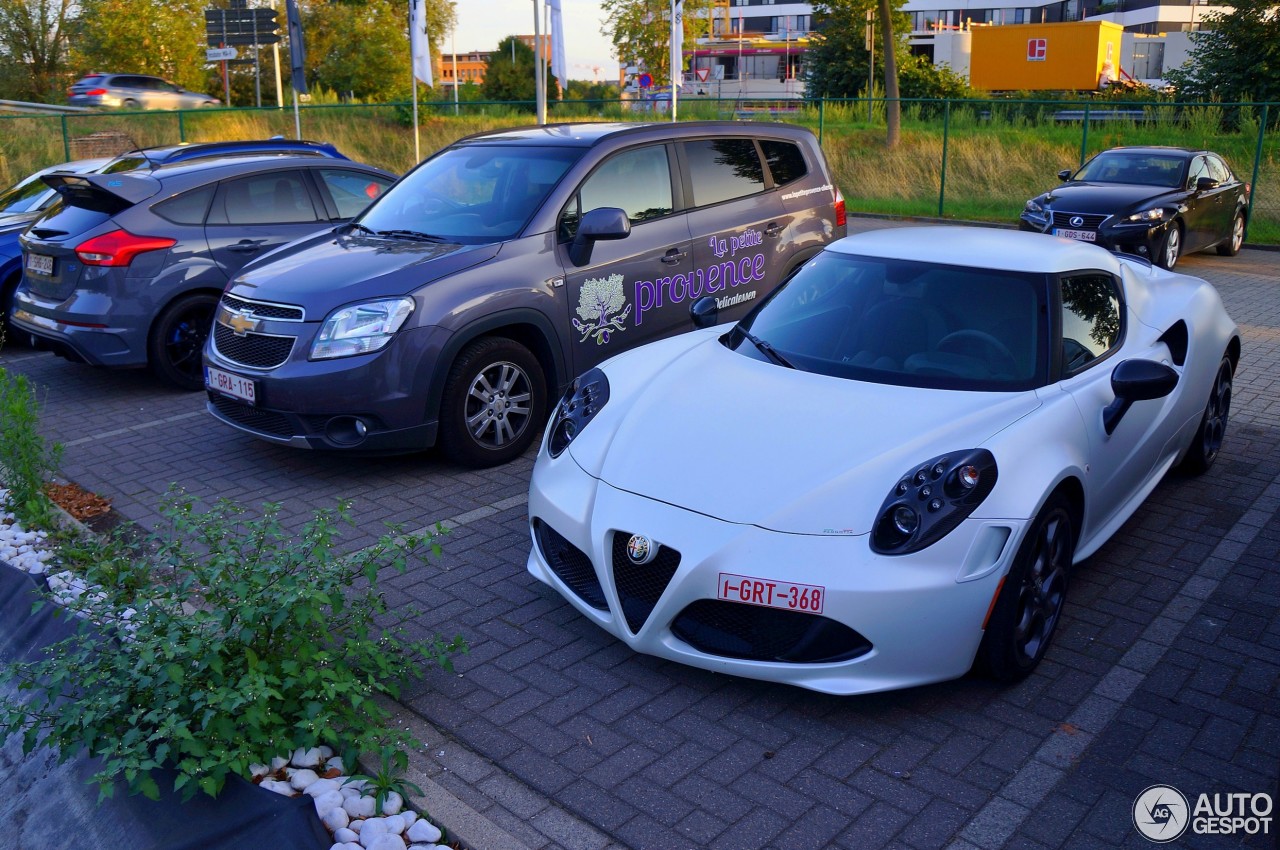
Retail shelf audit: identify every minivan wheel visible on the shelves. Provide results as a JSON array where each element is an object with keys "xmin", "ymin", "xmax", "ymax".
[
  {"xmin": 438, "ymin": 337, "xmax": 546, "ymax": 468},
  {"xmin": 149, "ymin": 293, "xmax": 218, "ymax": 391}
]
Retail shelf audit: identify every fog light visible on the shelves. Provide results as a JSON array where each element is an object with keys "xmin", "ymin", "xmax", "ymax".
[
  {"xmin": 354, "ymin": 419, "xmax": 368, "ymax": 437},
  {"xmin": 892, "ymin": 505, "xmax": 918, "ymax": 536},
  {"xmin": 324, "ymin": 416, "xmax": 370, "ymax": 446}
]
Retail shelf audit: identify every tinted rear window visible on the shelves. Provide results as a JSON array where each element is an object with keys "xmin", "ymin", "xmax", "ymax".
[
  {"xmin": 761, "ymin": 140, "xmax": 807, "ymax": 187},
  {"xmin": 30, "ymin": 202, "xmax": 113, "ymax": 236},
  {"xmin": 683, "ymin": 139, "xmax": 765, "ymax": 207},
  {"xmin": 153, "ymin": 185, "xmax": 215, "ymax": 224}
]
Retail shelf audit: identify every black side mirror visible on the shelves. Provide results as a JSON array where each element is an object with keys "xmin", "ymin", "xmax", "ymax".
[
  {"xmin": 1195, "ymin": 176, "xmax": 1219, "ymax": 192},
  {"xmin": 690, "ymin": 296, "xmax": 719, "ymax": 329},
  {"xmin": 1057, "ymin": 169, "xmax": 1073, "ymax": 181},
  {"xmin": 568, "ymin": 207, "xmax": 631, "ymax": 266},
  {"xmin": 1102, "ymin": 359, "xmax": 1178, "ymax": 435}
]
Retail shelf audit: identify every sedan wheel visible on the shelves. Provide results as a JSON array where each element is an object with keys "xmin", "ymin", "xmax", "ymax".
[
  {"xmin": 1181, "ymin": 355, "xmax": 1233, "ymax": 475},
  {"xmin": 148, "ymin": 293, "xmax": 218, "ymax": 391},
  {"xmin": 438, "ymin": 337, "xmax": 547, "ymax": 468},
  {"xmin": 1217, "ymin": 211, "xmax": 1245, "ymax": 256},
  {"xmin": 977, "ymin": 493, "xmax": 1075, "ymax": 681},
  {"xmin": 1157, "ymin": 223, "xmax": 1182, "ymax": 269}
]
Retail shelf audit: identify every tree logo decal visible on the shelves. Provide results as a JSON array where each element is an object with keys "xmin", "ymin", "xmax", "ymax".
[{"xmin": 573, "ymin": 273, "xmax": 632, "ymax": 345}]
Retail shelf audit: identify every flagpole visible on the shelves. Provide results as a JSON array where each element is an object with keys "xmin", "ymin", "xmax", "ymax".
[
  {"xmin": 452, "ymin": 27, "xmax": 459, "ymax": 116},
  {"xmin": 533, "ymin": 0, "xmax": 545, "ymax": 124},
  {"xmin": 670, "ymin": 0, "xmax": 680, "ymax": 122},
  {"xmin": 413, "ymin": 76, "xmax": 420, "ymax": 162}
]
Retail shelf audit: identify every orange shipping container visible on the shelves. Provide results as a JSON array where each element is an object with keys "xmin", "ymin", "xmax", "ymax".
[{"xmin": 969, "ymin": 21, "xmax": 1125, "ymax": 92}]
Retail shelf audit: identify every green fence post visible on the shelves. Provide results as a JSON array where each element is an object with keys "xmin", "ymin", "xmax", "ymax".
[
  {"xmin": 61, "ymin": 114, "xmax": 70, "ymax": 161},
  {"xmin": 818, "ymin": 97, "xmax": 825, "ymax": 146},
  {"xmin": 938, "ymin": 99, "xmax": 951, "ymax": 217},
  {"xmin": 1246, "ymin": 103, "xmax": 1267, "ymax": 240},
  {"xmin": 178, "ymin": 110, "xmax": 185, "ymax": 142},
  {"xmin": 1078, "ymin": 102, "xmax": 1090, "ymax": 166}
]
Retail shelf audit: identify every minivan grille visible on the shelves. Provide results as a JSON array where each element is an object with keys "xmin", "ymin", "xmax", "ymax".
[
  {"xmin": 207, "ymin": 394, "xmax": 295, "ymax": 438},
  {"xmin": 221, "ymin": 294, "xmax": 304, "ymax": 321},
  {"xmin": 212, "ymin": 323, "xmax": 294, "ymax": 369}
]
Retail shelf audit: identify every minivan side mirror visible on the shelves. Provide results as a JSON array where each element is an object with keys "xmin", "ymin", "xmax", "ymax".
[
  {"xmin": 690, "ymin": 296, "xmax": 719, "ymax": 329},
  {"xmin": 1102, "ymin": 359, "xmax": 1178, "ymax": 435},
  {"xmin": 569, "ymin": 207, "xmax": 631, "ymax": 266},
  {"xmin": 1057, "ymin": 169, "xmax": 1073, "ymax": 181}
]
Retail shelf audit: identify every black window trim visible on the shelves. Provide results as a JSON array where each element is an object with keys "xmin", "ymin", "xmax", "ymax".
[
  {"xmin": 1052, "ymin": 269, "xmax": 1126, "ymax": 381},
  {"xmin": 674, "ymin": 136, "xmax": 771, "ymax": 212},
  {"xmin": 555, "ymin": 140, "xmax": 682, "ymax": 243}
]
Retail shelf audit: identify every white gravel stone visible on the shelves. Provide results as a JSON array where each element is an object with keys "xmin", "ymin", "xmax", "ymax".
[
  {"xmin": 321, "ymin": 806, "xmax": 350, "ymax": 831},
  {"xmin": 248, "ymin": 763, "xmax": 270, "ymax": 779},
  {"xmin": 349, "ymin": 819, "xmax": 363, "ymax": 834},
  {"xmin": 270, "ymin": 756, "xmax": 290, "ymax": 772},
  {"xmin": 363, "ymin": 835, "xmax": 407, "ymax": 850},
  {"xmin": 407, "ymin": 845, "xmax": 438, "ymax": 850},
  {"xmin": 343, "ymin": 794, "xmax": 377, "ymax": 819},
  {"xmin": 313, "ymin": 790, "xmax": 345, "ymax": 816},
  {"xmin": 306, "ymin": 778, "xmax": 342, "ymax": 798},
  {"xmin": 329, "ymin": 844, "xmax": 362, "ymax": 850},
  {"xmin": 379, "ymin": 791, "xmax": 403, "ymax": 815},
  {"xmin": 319, "ymin": 745, "xmax": 335, "ymax": 759},
  {"xmin": 333, "ymin": 828, "xmax": 358, "ymax": 844},
  {"xmin": 382, "ymin": 815, "xmax": 406, "ymax": 835},
  {"xmin": 292, "ymin": 746, "xmax": 323, "ymax": 768},
  {"xmin": 359, "ymin": 817, "xmax": 388, "ymax": 843},
  {"xmin": 406, "ymin": 821, "xmax": 442, "ymax": 844},
  {"xmin": 260, "ymin": 779, "xmax": 295, "ymax": 796},
  {"xmin": 325, "ymin": 756, "xmax": 346, "ymax": 774},
  {"xmin": 399, "ymin": 811, "xmax": 417, "ymax": 827},
  {"xmin": 289, "ymin": 768, "xmax": 320, "ymax": 791}
]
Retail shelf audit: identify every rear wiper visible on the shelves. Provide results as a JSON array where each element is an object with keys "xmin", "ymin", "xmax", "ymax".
[
  {"xmin": 376, "ymin": 228, "xmax": 444, "ymax": 242},
  {"xmin": 735, "ymin": 326, "xmax": 794, "ymax": 369}
]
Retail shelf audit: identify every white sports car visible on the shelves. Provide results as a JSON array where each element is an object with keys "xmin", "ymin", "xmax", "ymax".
[{"xmin": 526, "ymin": 227, "xmax": 1240, "ymax": 695}]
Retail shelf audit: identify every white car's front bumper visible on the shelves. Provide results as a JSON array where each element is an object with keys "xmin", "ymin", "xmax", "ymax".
[{"xmin": 527, "ymin": 451, "xmax": 1029, "ymax": 696}]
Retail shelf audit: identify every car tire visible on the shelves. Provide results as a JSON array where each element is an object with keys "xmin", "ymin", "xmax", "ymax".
[
  {"xmin": 1216, "ymin": 211, "xmax": 1245, "ymax": 256},
  {"xmin": 148, "ymin": 292, "xmax": 218, "ymax": 391},
  {"xmin": 976, "ymin": 492, "xmax": 1075, "ymax": 682},
  {"xmin": 0, "ymin": 271, "xmax": 18, "ymax": 333},
  {"xmin": 122, "ymin": 98, "xmax": 140, "ymax": 109},
  {"xmin": 1180, "ymin": 354, "xmax": 1233, "ymax": 475},
  {"xmin": 437, "ymin": 337, "xmax": 547, "ymax": 468},
  {"xmin": 1157, "ymin": 222, "xmax": 1182, "ymax": 269}
]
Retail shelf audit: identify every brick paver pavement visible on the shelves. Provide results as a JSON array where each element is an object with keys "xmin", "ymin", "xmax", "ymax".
[{"xmin": 1, "ymin": 221, "xmax": 1275, "ymax": 849}]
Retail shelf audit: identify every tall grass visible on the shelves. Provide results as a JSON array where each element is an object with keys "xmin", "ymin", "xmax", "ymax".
[{"xmin": 1, "ymin": 97, "xmax": 1276, "ymax": 244}]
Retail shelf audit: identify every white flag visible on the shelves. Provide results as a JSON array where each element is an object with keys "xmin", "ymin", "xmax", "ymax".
[
  {"xmin": 410, "ymin": 0, "xmax": 433, "ymax": 87},
  {"xmin": 671, "ymin": 0, "xmax": 683, "ymax": 90},
  {"xmin": 548, "ymin": 0, "xmax": 567, "ymax": 91}
]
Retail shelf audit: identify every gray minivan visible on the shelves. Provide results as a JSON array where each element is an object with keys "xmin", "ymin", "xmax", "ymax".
[{"xmin": 203, "ymin": 121, "xmax": 846, "ymax": 466}]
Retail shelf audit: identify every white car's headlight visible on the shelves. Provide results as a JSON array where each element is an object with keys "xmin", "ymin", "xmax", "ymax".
[
  {"xmin": 547, "ymin": 368, "xmax": 609, "ymax": 458},
  {"xmin": 1126, "ymin": 207, "xmax": 1169, "ymax": 223},
  {"xmin": 311, "ymin": 298, "xmax": 414, "ymax": 360},
  {"xmin": 872, "ymin": 449, "xmax": 998, "ymax": 555}
]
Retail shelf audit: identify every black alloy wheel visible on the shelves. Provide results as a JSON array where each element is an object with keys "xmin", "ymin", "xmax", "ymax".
[
  {"xmin": 438, "ymin": 336, "xmax": 547, "ymax": 468},
  {"xmin": 977, "ymin": 492, "xmax": 1075, "ymax": 681},
  {"xmin": 148, "ymin": 293, "xmax": 219, "ymax": 391},
  {"xmin": 1181, "ymin": 354, "xmax": 1233, "ymax": 475}
]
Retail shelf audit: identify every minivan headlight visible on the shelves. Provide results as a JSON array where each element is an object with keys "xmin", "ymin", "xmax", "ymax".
[
  {"xmin": 311, "ymin": 298, "xmax": 414, "ymax": 360},
  {"xmin": 871, "ymin": 449, "xmax": 998, "ymax": 555},
  {"xmin": 547, "ymin": 368, "xmax": 610, "ymax": 458}
]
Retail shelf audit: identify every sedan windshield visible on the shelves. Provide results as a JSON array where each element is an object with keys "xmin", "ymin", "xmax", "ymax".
[
  {"xmin": 356, "ymin": 144, "xmax": 582, "ymax": 244},
  {"xmin": 731, "ymin": 252, "xmax": 1046, "ymax": 391},
  {"xmin": 1073, "ymin": 152, "xmax": 1186, "ymax": 188}
]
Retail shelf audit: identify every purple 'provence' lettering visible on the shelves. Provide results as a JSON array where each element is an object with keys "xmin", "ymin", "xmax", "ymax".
[{"xmin": 635, "ymin": 279, "xmax": 656, "ymax": 325}]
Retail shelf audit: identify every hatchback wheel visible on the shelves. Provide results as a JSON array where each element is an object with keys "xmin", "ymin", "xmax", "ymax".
[
  {"xmin": 1217, "ymin": 211, "xmax": 1245, "ymax": 256},
  {"xmin": 977, "ymin": 493, "xmax": 1075, "ymax": 681},
  {"xmin": 149, "ymin": 293, "xmax": 218, "ymax": 391},
  {"xmin": 1157, "ymin": 223, "xmax": 1182, "ymax": 269},
  {"xmin": 438, "ymin": 337, "xmax": 546, "ymax": 468},
  {"xmin": 1181, "ymin": 355, "xmax": 1233, "ymax": 475}
]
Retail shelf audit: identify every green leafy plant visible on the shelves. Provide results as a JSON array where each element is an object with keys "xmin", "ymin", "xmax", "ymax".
[
  {"xmin": 349, "ymin": 747, "xmax": 426, "ymax": 816},
  {"xmin": 0, "ymin": 489, "xmax": 465, "ymax": 801},
  {"xmin": 0, "ymin": 365, "xmax": 63, "ymax": 529}
]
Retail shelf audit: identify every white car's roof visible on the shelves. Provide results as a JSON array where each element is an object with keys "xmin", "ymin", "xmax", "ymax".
[{"xmin": 830, "ymin": 226, "xmax": 1125, "ymax": 276}]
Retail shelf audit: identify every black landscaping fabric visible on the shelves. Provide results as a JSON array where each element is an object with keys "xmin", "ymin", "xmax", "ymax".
[{"xmin": 0, "ymin": 561, "xmax": 330, "ymax": 850}]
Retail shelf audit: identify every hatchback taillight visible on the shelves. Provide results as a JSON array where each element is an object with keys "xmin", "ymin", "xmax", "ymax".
[
  {"xmin": 834, "ymin": 188, "xmax": 847, "ymax": 228},
  {"xmin": 83, "ymin": 88, "xmax": 108, "ymax": 96},
  {"xmin": 75, "ymin": 229, "xmax": 177, "ymax": 267}
]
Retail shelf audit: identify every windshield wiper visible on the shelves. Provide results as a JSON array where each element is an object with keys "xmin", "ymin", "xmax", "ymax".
[
  {"xmin": 375, "ymin": 228, "xmax": 444, "ymax": 242},
  {"xmin": 346, "ymin": 221, "xmax": 377, "ymax": 236},
  {"xmin": 736, "ymin": 326, "xmax": 795, "ymax": 369}
]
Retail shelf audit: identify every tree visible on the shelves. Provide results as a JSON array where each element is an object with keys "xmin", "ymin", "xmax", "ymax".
[
  {"xmin": 69, "ymin": 0, "xmax": 207, "ymax": 92},
  {"xmin": 877, "ymin": 0, "xmax": 901, "ymax": 146},
  {"xmin": 481, "ymin": 35, "xmax": 554, "ymax": 109},
  {"xmin": 599, "ymin": 0, "xmax": 711, "ymax": 82},
  {"xmin": 1164, "ymin": 0, "xmax": 1280, "ymax": 105},
  {"xmin": 897, "ymin": 54, "xmax": 970, "ymax": 100},
  {"xmin": 0, "ymin": 0, "xmax": 74, "ymax": 101}
]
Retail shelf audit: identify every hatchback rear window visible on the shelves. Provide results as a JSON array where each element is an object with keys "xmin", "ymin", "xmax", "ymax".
[{"xmin": 29, "ymin": 203, "xmax": 113, "ymax": 237}]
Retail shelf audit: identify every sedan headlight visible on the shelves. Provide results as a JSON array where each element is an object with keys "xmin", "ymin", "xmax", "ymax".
[
  {"xmin": 1125, "ymin": 207, "xmax": 1170, "ymax": 223},
  {"xmin": 547, "ymin": 368, "xmax": 609, "ymax": 458},
  {"xmin": 1024, "ymin": 199, "xmax": 1045, "ymax": 215},
  {"xmin": 871, "ymin": 449, "xmax": 998, "ymax": 555},
  {"xmin": 311, "ymin": 298, "xmax": 414, "ymax": 360}
]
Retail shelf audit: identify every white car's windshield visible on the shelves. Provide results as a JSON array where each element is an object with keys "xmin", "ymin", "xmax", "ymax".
[
  {"xmin": 357, "ymin": 144, "xmax": 582, "ymax": 244},
  {"xmin": 734, "ymin": 252, "xmax": 1046, "ymax": 391}
]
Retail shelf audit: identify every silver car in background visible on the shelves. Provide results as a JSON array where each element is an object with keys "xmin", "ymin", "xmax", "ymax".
[{"xmin": 67, "ymin": 74, "xmax": 220, "ymax": 110}]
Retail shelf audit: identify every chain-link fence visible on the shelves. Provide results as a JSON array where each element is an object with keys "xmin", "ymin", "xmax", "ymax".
[{"xmin": 2, "ymin": 97, "xmax": 1276, "ymax": 243}]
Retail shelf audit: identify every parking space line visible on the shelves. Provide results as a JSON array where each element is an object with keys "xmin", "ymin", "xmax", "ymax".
[
  {"xmin": 62, "ymin": 411, "xmax": 205, "ymax": 447},
  {"xmin": 950, "ymin": 467, "xmax": 1280, "ymax": 850}
]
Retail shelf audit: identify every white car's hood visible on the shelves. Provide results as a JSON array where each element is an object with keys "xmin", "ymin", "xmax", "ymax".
[{"xmin": 570, "ymin": 332, "xmax": 1040, "ymax": 535}]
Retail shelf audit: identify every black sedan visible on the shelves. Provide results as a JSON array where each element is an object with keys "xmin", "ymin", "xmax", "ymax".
[{"xmin": 1019, "ymin": 146, "xmax": 1249, "ymax": 269}]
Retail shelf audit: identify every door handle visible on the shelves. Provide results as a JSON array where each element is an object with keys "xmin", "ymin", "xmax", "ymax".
[
  {"xmin": 228, "ymin": 239, "xmax": 268, "ymax": 253},
  {"xmin": 660, "ymin": 249, "xmax": 686, "ymax": 265},
  {"xmin": 764, "ymin": 222, "xmax": 785, "ymax": 237}
]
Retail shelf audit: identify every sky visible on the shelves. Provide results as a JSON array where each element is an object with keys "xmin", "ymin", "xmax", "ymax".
[{"xmin": 451, "ymin": 0, "xmax": 619, "ymax": 82}]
